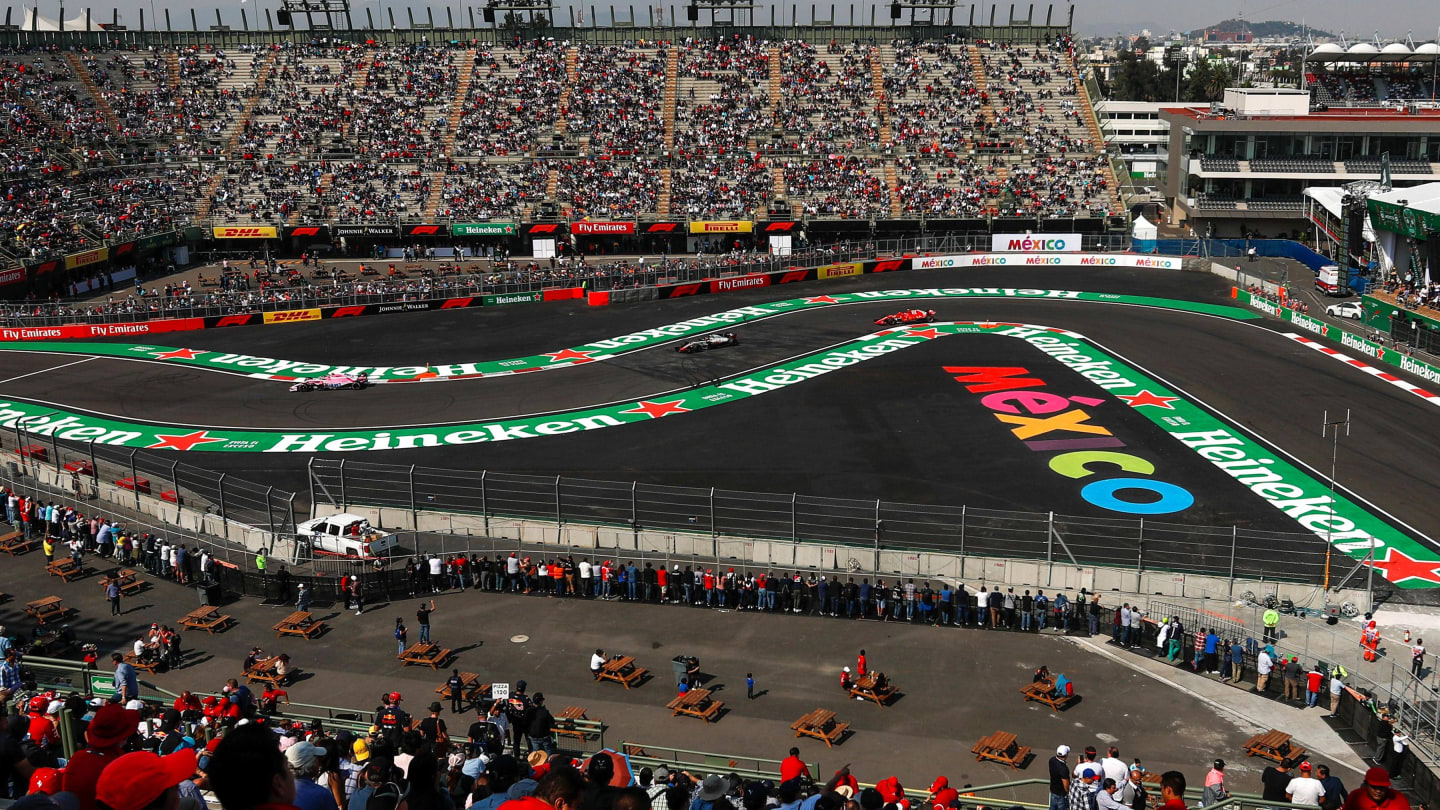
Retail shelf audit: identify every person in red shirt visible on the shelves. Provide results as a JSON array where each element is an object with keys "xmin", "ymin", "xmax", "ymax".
[
  {"xmin": 840, "ymin": 667, "xmax": 852, "ymax": 691},
  {"xmin": 1156, "ymin": 771, "xmax": 1189, "ymax": 810},
  {"xmin": 780, "ymin": 747, "xmax": 811, "ymax": 783},
  {"xmin": 260, "ymin": 686, "xmax": 291, "ymax": 715},
  {"xmin": 1343, "ymin": 768, "xmax": 1412, "ymax": 810},
  {"xmin": 1306, "ymin": 665, "xmax": 1326, "ymax": 708},
  {"xmin": 657, "ymin": 566, "xmax": 669, "ymax": 602},
  {"xmin": 65, "ymin": 703, "xmax": 141, "ymax": 810},
  {"xmin": 857, "ymin": 650, "xmax": 868, "ymax": 677},
  {"xmin": 929, "ymin": 777, "xmax": 959, "ymax": 808}
]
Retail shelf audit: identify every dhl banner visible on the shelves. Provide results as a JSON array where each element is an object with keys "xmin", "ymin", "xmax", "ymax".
[
  {"xmin": 213, "ymin": 226, "xmax": 278, "ymax": 239},
  {"xmin": 689, "ymin": 221, "xmax": 753, "ymax": 234},
  {"xmin": 262, "ymin": 308, "xmax": 322, "ymax": 325},
  {"xmin": 64, "ymin": 248, "xmax": 109, "ymax": 271},
  {"xmin": 816, "ymin": 262, "xmax": 863, "ymax": 280}
]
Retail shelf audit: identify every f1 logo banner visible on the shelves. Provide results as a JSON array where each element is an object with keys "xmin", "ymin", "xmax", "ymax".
[{"xmin": 283, "ymin": 225, "xmax": 330, "ymax": 239}]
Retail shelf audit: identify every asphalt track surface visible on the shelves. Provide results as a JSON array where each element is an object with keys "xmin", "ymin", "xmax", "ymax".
[{"xmin": 2, "ymin": 265, "xmax": 1438, "ymax": 547}]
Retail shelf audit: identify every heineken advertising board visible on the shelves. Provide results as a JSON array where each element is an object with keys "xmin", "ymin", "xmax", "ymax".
[
  {"xmin": 451, "ymin": 223, "xmax": 518, "ymax": 236},
  {"xmin": 483, "ymin": 292, "xmax": 543, "ymax": 306},
  {"xmin": 1368, "ymin": 199, "xmax": 1440, "ymax": 240}
]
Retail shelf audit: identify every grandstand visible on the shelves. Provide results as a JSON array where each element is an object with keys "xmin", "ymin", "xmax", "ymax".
[{"xmin": 0, "ymin": 17, "xmax": 1119, "ymax": 298}]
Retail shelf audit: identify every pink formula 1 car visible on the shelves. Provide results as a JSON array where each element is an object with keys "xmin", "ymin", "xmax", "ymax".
[{"xmin": 290, "ymin": 372, "xmax": 369, "ymax": 392}]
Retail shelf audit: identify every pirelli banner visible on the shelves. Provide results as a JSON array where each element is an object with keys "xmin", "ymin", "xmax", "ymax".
[
  {"xmin": 816, "ymin": 262, "xmax": 863, "ymax": 280},
  {"xmin": 689, "ymin": 221, "xmax": 753, "ymax": 234},
  {"xmin": 213, "ymin": 226, "xmax": 279, "ymax": 240},
  {"xmin": 64, "ymin": 247, "xmax": 109, "ymax": 271}
]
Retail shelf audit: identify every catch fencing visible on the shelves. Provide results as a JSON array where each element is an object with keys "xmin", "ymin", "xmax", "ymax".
[{"xmin": 308, "ymin": 459, "xmax": 1333, "ymax": 587}]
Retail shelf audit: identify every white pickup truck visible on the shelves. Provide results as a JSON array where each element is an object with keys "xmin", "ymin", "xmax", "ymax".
[{"xmin": 297, "ymin": 513, "xmax": 398, "ymax": 559}]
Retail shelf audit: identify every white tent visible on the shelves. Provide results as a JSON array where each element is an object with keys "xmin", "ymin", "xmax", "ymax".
[
  {"xmin": 1131, "ymin": 215, "xmax": 1158, "ymax": 241},
  {"xmin": 1301, "ymin": 187, "xmax": 1375, "ymax": 243},
  {"xmin": 20, "ymin": 7, "xmax": 107, "ymax": 30}
]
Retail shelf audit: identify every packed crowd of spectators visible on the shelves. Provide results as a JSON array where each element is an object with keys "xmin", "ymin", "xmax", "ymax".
[
  {"xmin": 435, "ymin": 161, "xmax": 549, "ymax": 221},
  {"xmin": 1311, "ymin": 72, "xmax": 1377, "ymax": 103},
  {"xmin": 673, "ymin": 36, "xmax": 771, "ymax": 156},
  {"xmin": 564, "ymin": 44, "xmax": 666, "ymax": 154},
  {"xmin": 0, "ymin": 36, "xmax": 1121, "ymax": 274},
  {"xmin": 883, "ymin": 40, "xmax": 981, "ymax": 154},
  {"xmin": 455, "ymin": 40, "xmax": 566, "ymax": 156}
]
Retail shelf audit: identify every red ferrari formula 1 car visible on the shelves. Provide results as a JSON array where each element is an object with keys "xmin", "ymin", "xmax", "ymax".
[{"xmin": 874, "ymin": 309, "xmax": 935, "ymax": 326}]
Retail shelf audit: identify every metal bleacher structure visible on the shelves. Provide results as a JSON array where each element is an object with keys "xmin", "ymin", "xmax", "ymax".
[{"xmin": 0, "ymin": 7, "xmax": 1120, "ymax": 273}]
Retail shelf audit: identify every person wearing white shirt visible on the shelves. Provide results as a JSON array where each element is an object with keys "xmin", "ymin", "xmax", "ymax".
[
  {"xmin": 1100, "ymin": 749, "xmax": 1128, "ymax": 787},
  {"xmin": 590, "ymin": 649, "xmax": 606, "ymax": 679},
  {"xmin": 1285, "ymin": 764, "xmax": 1325, "ymax": 806},
  {"xmin": 1257, "ymin": 649, "xmax": 1274, "ymax": 693},
  {"xmin": 579, "ymin": 560, "xmax": 592, "ymax": 596}
]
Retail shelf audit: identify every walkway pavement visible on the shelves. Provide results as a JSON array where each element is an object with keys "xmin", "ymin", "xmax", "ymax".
[{"xmin": 1070, "ymin": 634, "xmax": 1371, "ymax": 777}]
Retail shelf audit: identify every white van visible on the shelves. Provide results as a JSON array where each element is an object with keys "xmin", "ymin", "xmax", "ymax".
[{"xmin": 296, "ymin": 513, "xmax": 397, "ymax": 559}]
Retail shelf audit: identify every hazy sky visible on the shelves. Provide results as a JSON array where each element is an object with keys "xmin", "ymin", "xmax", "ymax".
[{"xmin": 47, "ymin": 0, "xmax": 1440, "ymax": 39}]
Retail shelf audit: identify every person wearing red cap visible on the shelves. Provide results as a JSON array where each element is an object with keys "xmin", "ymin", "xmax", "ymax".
[
  {"xmin": 96, "ymin": 749, "xmax": 196, "ymax": 810},
  {"xmin": 929, "ymin": 777, "xmax": 959, "ymax": 808},
  {"xmin": 1341, "ymin": 768, "xmax": 1411, "ymax": 810},
  {"xmin": 66, "ymin": 704, "xmax": 140, "ymax": 810}
]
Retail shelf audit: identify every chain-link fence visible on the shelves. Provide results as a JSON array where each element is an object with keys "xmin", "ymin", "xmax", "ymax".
[
  {"xmin": 0, "ymin": 426, "xmax": 301, "ymax": 534},
  {"xmin": 309, "ymin": 459, "xmax": 1333, "ymax": 586}
]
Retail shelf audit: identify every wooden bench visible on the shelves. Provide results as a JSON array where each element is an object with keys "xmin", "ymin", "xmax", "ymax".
[
  {"xmin": 245, "ymin": 657, "xmax": 287, "ymax": 686},
  {"xmin": 273, "ymin": 610, "xmax": 326, "ymax": 639},
  {"xmin": 47, "ymin": 558, "xmax": 86, "ymax": 581},
  {"xmin": 399, "ymin": 642, "xmax": 454, "ymax": 670},
  {"xmin": 124, "ymin": 652, "xmax": 162, "ymax": 675},
  {"xmin": 436, "ymin": 672, "xmax": 488, "ymax": 708},
  {"xmin": 973, "ymin": 731, "xmax": 1030, "ymax": 769},
  {"xmin": 1243, "ymin": 730, "xmax": 1305, "ymax": 763},
  {"xmin": 666, "ymin": 688, "xmax": 723, "ymax": 722},
  {"xmin": 553, "ymin": 705, "xmax": 600, "ymax": 743},
  {"xmin": 791, "ymin": 709, "xmax": 849, "ymax": 748},
  {"xmin": 848, "ymin": 674, "xmax": 896, "ymax": 707},
  {"xmin": 100, "ymin": 569, "xmax": 146, "ymax": 596},
  {"xmin": 1021, "ymin": 678, "xmax": 1077, "ymax": 711},
  {"xmin": 0, "ymin": 531, "xmax": 37, "ymax": 555},
  {"xmin": 179, "ymin": 606, "xmax": 233, "ymax": 634},
  {"xmin": 25, "ymin": 596, "xmax": 69, "ymax": 624},
  {"xmin": 597, "ymin": 656, "xmax": 647, "ymax": 689}
]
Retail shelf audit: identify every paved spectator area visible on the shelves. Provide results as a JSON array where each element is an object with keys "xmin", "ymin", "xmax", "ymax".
[{"xmin": 0, "ymin": 556, "xmax": 1365, "ymax": 788}]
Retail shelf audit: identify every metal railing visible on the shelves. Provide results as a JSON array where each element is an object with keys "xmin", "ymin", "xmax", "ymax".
[{"xmin": 309, "ymin": 459, "xmax": 1333, "ymax": 587}]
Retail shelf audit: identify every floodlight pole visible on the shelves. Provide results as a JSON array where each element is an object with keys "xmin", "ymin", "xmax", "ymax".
[{"xmin": 1321, "ymin": 410, "xmax": 1356, "ymax": 602}]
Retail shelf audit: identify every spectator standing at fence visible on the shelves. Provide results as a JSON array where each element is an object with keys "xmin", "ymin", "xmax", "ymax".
[
  {"xmin": 395, "ymin": 619, "xmax": 408, "ymax": 656},
  {"xmin": 111, "ymin": 652, "xmax": 138, "ymax": 702},
  {"xmin": 1330, "ymin": 665, "xmax": 1347, "ymax": 713},
  {"xmin": 1411, "ymin": 639, "xmax": 1424, "ymax": 677},
  {"xmin": 1306, "ymin": 664, "xmax": 1325, "ymax": 708},
  {"xmin": 1257, "ymin": 647, "xmax": 1274, "ymax": 693},
  {"xmin": 1049, "ymin": 746, "xmax": 1072, "ymax": 810},
  {"xmin": 1088, "ymin": 595, "xmax": 1101, "ymax": 636},
  {"xmin": 296, "ymin": 583, "xmax": 312, "ymax": 612},
  {"xmin": 1317, "ymin": 766, "xmax": 1346, "ymax": 810},
  {"xmin": 417, "ymin": 600, "xmax": 437, "ymax": 643}
]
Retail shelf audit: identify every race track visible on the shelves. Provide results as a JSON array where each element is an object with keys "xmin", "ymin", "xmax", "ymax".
[{"xmin": 3, "ymin": 264, "xmax": 1438, "ymax": 586}]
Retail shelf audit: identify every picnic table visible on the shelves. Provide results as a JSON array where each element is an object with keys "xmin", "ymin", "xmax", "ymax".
[
  {"xmin": 245, "ymin": 656, "xmax": 286, "ymax": 686},
  {"xmin": 972, "ymin": 731, "xmax": 1031, "ymax": 769},
  {"xmin": 665, "ymin": 688, "xmax": 723, "ymax": 722},
  {"xmin": 848, "ymin": 673, "xmax": 896, "ymax": 707},
  {"xmin": 554, "ymin": 706, "xmax": 600, "ymax": 743},
  {"xmin": 273, "ymin": 610, "xmax": 326, "ymax": 639},
  {"xmin": 46, "ymin": 558, "xmax": 86, "ymax": 581},
  {"xmin": 125, "ymin": 651, "xmax": 162, "ymax": 675},
  {"xmin": 25, "ymin": 596, "xmax": 69, "ymax": 624},
  {"xmin": 179, "ymin": 606, "xmax": 233, "ymax": 634},
  {"xmin": 791, "ymin": 709, "xmax": 850, "ymax": 748},
  {"xmin": 436, "ymin": 672, "xmax": 488, "ymax": 707},
  {"xmin": 399, "ymin": 642, "xmax": 454, "ymax": 670},
  {"xmin": 0, "ymin": 530, "xmax": 37, "ymax": 555},
  {"xmin": 597, "ymin": 655, "xmax": 647, "ymax": 689},
  {"xmin": 29, "ymin": 627, "xmax": 74, "ymax": 656},
  {"xmin": 99, "ymin": 569, "xmax": 146, "ymax": 596},
  {"xmin": 1243, "ymin": 730, "xmax": 1305, "ymax": 763},
  {"xmin": 1021, "ymin": 678, "xmax": 1077, "ymax": 711}
]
